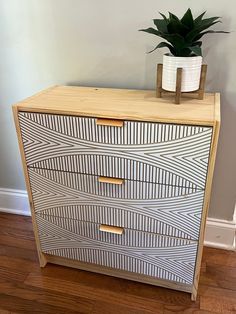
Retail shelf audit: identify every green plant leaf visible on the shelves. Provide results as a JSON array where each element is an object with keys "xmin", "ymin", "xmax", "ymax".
[
  {"xmin": 177, "ymin": 48, "xmax": 192, "ymax": 57},
  {"xmin": 148, "ymin": 41, "xmax": 175, "ymax": 54},
  {"xmin": 192, "ymin": 41, "xmax": 202, "ymax": 47},
  {"xmin": 139, "ymin": 10, "xmax": 229, "ymax": 56},
  {"xmin": 153, "ymin": 19, "xmax": 168, "ymax": 33},
  {"xmin": 167, "ymin": 19, "xmax": 188, "ymax": 35},
  {"xmin": 160, "ymin": 33, "xmax": 187, "ymax": 55},
  {"xmin": 189, "ymin": 46, "xmax": 202, "ymax": 56},
  {"xmin": 168, "ymin": 12, "xmax": 180, "ymax": 21},
  {"xmin": 139, "ymin": 27, "xmax": 162, "ymax": 36},
  {"xmin": 159, "ymin": 12, "xmax": 168, "ymax": 22},
  {"xmin": 181, "ymin": 8, "xmax": 194, "ymax": 29},
  {"xmin": 194, "ymin": 29, "xmax": 230, "ymax": 41},
  {"xmin": 198, "ymin": 17, "xmax": 221, "ymax": 31},
  {"xmin": 194, "ymin": 11, "xmax": 206, "ymax": 25},
  {"xmin": 185, "ymin": 20, "xmax": 221, "ymax": 42}
]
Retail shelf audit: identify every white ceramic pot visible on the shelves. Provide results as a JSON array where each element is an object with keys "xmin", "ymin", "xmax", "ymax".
[{"xmin": 162, "ymin": 54, "xmax": 203, "ymax": 92}]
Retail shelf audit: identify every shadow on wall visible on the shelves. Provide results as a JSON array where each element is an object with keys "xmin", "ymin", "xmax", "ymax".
[
  {"xmin": 202, "ymin": 17, "xmax": 236, "ymax": 220},
  {"xmin": 209, "ymin": 91, "xmax": 236, "ymax": 220}
]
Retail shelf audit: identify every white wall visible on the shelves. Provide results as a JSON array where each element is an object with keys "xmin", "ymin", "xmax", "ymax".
[{"xmin": 0, "ymin": 0, "xmax": 235, "ymax": 220}]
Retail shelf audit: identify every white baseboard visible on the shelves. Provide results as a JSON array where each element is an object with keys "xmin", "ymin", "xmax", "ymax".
[
  {"xmin": 0, "ymin": 188, "xmax": 30, "ymax": 216},
  {"xmin": 204, "ymin": 217, "xmax": 236, "ymax": 251},
  {"xmin": 0, "ymin": 188, "xmax": 235, "ymax": 250}
]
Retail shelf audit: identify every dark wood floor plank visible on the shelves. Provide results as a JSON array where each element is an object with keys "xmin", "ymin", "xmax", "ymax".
[
  {"xmin": 0, "ymin": 255, "xmax": 39, "ymax": 274},
  {"xmin": 24, "ymin": 273, "xmax": 165, "ymax": 313},
  {"xmin": 202, "ymin": 247, "xmax": 236, "ymax": 268},
  {"xmin": 207, "ymin": 264, "xmax": 236, "ymax": 279},
  {"xmin": 162, "ymin": 298, "xmax": 201, "ymax": 313},
  {"xmin": 41, "ymin": 263, "xmax": 131, "ymax": 294},
  {"xmin": 0, "ymin": 309, "xmax": 18, "ymax": 314},
  {"xmin": 0, "ymin": 244, "xmax": 38, "ymax": 262},
  {"xmin": 200, "ymin": 295, "xmax": 236, "ymax": 314},
  {"xmin": 0, "ymin": 212, "xmax": 33, "ymax": 231},
  {"xmin": 0, "ymin": 267, "xmax": 28, "ymax": 283},
  {"xmin": 0, "ymin": 225, "xmax": 34, "ymax": 240},
  {"xmin": 126, "ymin": 280, "xmax": 197, "ymax": 306},
  {"xmin": 164, "ymin": 308, "xmax": 216, "ymax": 314},
  {"xmin": 0, "ymin": 236, "xmax": 35, "ymax": 252},
  {"xmin": 0, "ymin": 293, "xmax": 84, "ymax": 314},
  {"xmin": 199, "ymin": 286, "xmax": 236, "ymax": 313},
  {"xmin": 0, "ymin": 231, "xmax": 36, "ymax": 251},
  {"xmin": 201, "ymin": 278, "xmax": 236, "ymax": 293},
  {"xmin": 0, "ymin": 280, "xmax": 93, "ymax": 314},
  {"xmin": 200, "ymin": 264, "xmax": 236, "ymax": 291},
  {"xmin": 41, "ymin": 263, "xmax": 198, "ymax": 307},
  {"xmin": 91, "ymin": 300, "xmax": 157, "ymax": 314},
  {"xmin": 199, "ymin": 284, "xmax": 236, "ymax": 299}
]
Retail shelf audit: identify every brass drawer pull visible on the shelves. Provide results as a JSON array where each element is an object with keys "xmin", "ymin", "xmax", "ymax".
[
  {"xmin": 99, "ymin": 224, "xmax": 124, "ymax": 235},
  {"xmin": 98, "ymin": 176, "xmax": 124, "ymax": 185},
  {"xmin": 96, "ymin": 118, "xmax": 124, "ymax": 127}
]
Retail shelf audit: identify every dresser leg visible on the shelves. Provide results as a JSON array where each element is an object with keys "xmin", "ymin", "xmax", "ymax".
[
  {"xmin": 39, "ymin": 252, "xmax": 47, "ymax": 267},
  {"xmin": 191, "ymin": 287, "xmax": 197, "ymax": 301}
]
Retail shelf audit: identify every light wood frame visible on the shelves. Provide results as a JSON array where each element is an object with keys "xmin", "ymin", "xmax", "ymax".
[
  {"xmin": 13, "ymin": 105, "xmax": 47, "ymax": 267},
  {"xmin": 190, "ymin": 93, "xmax": 220, "ymax": 300},
  {"xmin": 12, "ymin": 87, "xmax": 220, "ymax": 301}
]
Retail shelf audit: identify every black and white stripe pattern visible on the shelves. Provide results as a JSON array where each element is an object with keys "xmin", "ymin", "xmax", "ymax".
[
  {"xmin": 29, "ymin": 168, "xmax": 204, "ymax": 240},
  {"xmin": 31, "ymin": 168, "xmax": 199, "ymax": 200},
  {"xmin": 18, "ymin": 111, "xmax": 213, "ymax": 286},
  {"xmin": 19, "ymin": 112, "xmax": 209, "ymax": 145},
  {"xmin": 19, "ymin": 112, "xmax": 213, "ymax": 189},
  {"xmin": 36, "ymin": 215, "xmax": 197, "ymax": 285}
]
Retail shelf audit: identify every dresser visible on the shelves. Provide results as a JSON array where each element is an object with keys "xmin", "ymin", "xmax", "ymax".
[{"xmin": 13, "ymin": 86, "xmax": 220, "ymax": 300}]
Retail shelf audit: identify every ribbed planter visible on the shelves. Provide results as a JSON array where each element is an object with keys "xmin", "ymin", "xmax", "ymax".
[{"xmin": 162, "ymin": 54, "xmax": 203, "ymax": 92}]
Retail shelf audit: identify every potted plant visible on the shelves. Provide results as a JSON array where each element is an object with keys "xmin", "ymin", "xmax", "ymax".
[{"xmin": 140, "ymin": 9, "xmax": 228, "ymax": 92}]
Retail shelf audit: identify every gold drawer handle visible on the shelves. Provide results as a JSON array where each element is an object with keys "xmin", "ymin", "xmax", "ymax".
[
  {"xmin": 99, "ymin": 224, "xmax": 124, "ymax": 235},
  {"xmin": 98, "ymin": 176, "xmax": 124, "ymax": 185},
  {"xmin": 96, "ymin": 118, "xmax": 124, "ymax": 127}
]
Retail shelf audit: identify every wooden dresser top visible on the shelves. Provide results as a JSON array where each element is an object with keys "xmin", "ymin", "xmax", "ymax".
[{"xmin": 14, "ymin": 85, "xmax": 220, "ymax": 126}]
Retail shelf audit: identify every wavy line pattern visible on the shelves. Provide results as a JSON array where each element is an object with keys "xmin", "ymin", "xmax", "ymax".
[
  {"xmin": 29, "ymin": 168, "xmax": 204, "ymax": 240},
  {"xmin": 31, "ymin": 168, "xmax": 200, "ymax": 200},
  {"xmin": 36, "ymin": 216, "xmax": 197, "ymax": 285},
  {"xmin": 18, "ymin": 112, "xmax": 213, "ymax": 189},
  {"xmin": 19, "ymin": 112, "xmax": 209, "ymax": 145},
  {"xmin": 18, "ymin": 111, "xmax": 212, "ymax": 286}
]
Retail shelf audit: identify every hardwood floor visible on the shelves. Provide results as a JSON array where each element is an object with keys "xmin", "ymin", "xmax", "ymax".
[{"xmin": 0, "ymin": 212, "xmax": 235, "ymax": 314}]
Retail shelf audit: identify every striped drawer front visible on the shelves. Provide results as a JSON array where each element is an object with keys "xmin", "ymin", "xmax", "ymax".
[
  {"xmin": 19, "ymin": 112, "xmax": 213, "ymax": 189},
  {"xmin": 29, "ymin": 167, "xmax": 204, "ymax": 240},
  {"xmin": 36, "ymin": 215, "xmax": 197, "ymax": 285}
]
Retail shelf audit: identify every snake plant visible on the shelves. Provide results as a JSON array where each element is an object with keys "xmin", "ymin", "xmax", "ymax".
[{"xmin": 140, "ymin": 9, "xmax": 228, "ymax": 57}]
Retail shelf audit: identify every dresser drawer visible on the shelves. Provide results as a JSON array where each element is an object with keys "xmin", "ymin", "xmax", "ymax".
[
  {"xmin": 36, "ymin": 215, "xmax": 197, "ymax": 285},
  {"xmin": 29, "ymin": 167, "xmax": 204, "ymax": 240},
  {"xmin": 29, "ymin": 168, "xmax": 200, "ymax": 201},
  {"xmin": 19, "ymin": 112, "xmax": 212, "ymax": 189}
]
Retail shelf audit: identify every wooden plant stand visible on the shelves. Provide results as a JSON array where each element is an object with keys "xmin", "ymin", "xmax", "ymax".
[{"xmin": 156, "ymin": 64, "xmax": 207, "ymax": 104}]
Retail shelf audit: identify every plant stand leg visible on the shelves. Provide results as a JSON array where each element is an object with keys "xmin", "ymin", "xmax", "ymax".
[
  {"xmin": 175, "ymin": 68, "xmax": 182, "ymax": 104},
  {"xmin": 156, "ymin": 64, "xmax": 163, "ymax": 98},
  {"xmin": 198, "ymin": 64, "xmax": 207, "ymax": 100}
]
